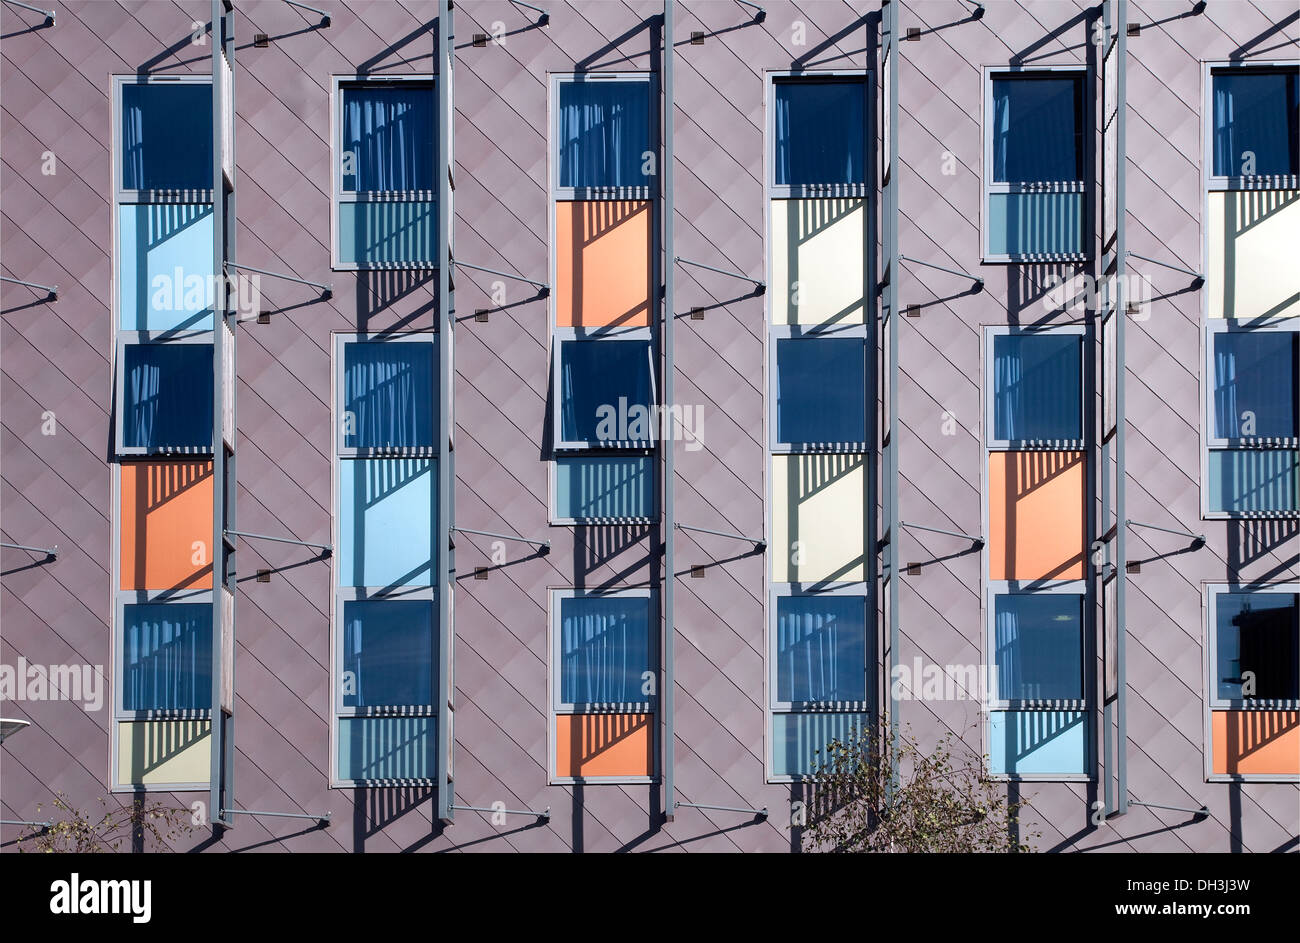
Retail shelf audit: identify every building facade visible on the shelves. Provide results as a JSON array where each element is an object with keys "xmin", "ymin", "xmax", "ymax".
[{"xmin": 0, "ymin": 0, "xmax": 1296, "ymax": 853}]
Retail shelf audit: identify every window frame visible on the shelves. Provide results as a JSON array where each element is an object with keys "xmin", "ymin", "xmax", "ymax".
[
  {"xmin": 551, "ymin": 325, "xmax": 657, "ymax": 451},
  {"xmin": 767, "ymin": 583, "xmax": 873, "ymax": 716},
  {"xmin": 330, "ymin": 74, "xmax": 438, "ymax": 272},
  {"xmin": 984, "ymin": 324, "xmax": 1088, "ymax": 451},
  {"xmin": 548, "ymin": 452, "xmax": 657, "ymax": 526},
  {"xmin": 113, "ymin": 588, "xmax": 214, "ymax": 722},
  {"xmin": 981, "ymin": 64, "xmax": 1091, "ymax": 264},
  {"xmin": 767, "ymin": 324, "xmax": 871, "ymax": 454},
  {"xmin": 766, "ymin": 71, "xmax": 871, "ymax": 200},
  {"xmin": 1203, "ymin": 319, "xmax": 1299, "ymax": 450},
  {"xmin": 333, "ymin": 332, "xmax": 438, "ymax": 458},
  {"xmin": 1205, "ymin": 582, "xmax": 1300, "ymax": 711},
  {"xmin": 548, "ymin": 587, "xmax": 657, "ymax": 785},
  {"xmin": 550, "ymin": 72, "xmax": 653, "ymax": 202},
  {"xmin": 1202, "ymin": 62, "xmax": 1300, "ymax": 193},
  {"xmin": 114, "ymin": 331, "xmax": 216, "ymax": 458},
  {"xmin": 111, "ymin": 74, "xmax": 215, "ymax": 206},
  {"xmin": 984, "ymin": 581, "xmax": 1088, "ymax": 712}
]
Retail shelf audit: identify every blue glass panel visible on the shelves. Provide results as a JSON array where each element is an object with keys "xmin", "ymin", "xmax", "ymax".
[
  {"xmin": 775, "ymin": 595, "xmax": 868, "ymax": 703},
  {"xmin": 558, "ymin": 594, "xmax": 651, "ymax": 705},
  {"xmin": 775, "ymin": 338, "xmax": 867, "ymax": 446},
  {"xmin": 773, "ymin": 80, "xmax": 866, "ymax": 186},
  {"xmin": 992, "ymin": 333, "xmax": 1082, "ymax": 441},
  {"xmin": 989, "ymin": 710, "xmax": 1087, "ymax": 775},
  {"xmin": 121, "ymin": 603, "xmax": 212, "ymax": 712},
  {"xmin": 988, "ymin": 192, "xmax": 1083, "ymax": 256},
  {"xmin": 555, "ymin": 455, "xmax": 654, "ymax": 520},
  {"xmin": 559, "ymin": 339, "xmax": 653, "ymax": 444},
  {"xmin": 772, "ymin": 712, "xmax": 870, "ymax": 778},
  {"xmin": 121, "ymin": 83, "xmax": 213, "ymax": 191},
  {"xmin": 1212, "ymin": 332, "xmax": 1298, "ymax": 439},
  {"xmin": 122, "ymin": 344, "xmax": 214, "ymax": 451},
  {"xmin": 1212, "ymin": 71, "xmax": 1300, "ymax": 177},
  {"xmin": 343, "ymin": 341, "xmax": 436, "ymax": 449},
  {"xmin": 993, "ymin": 594, "xmax": 1084, "ymax": 701},
  {"xmin": 340, "ymin": 458, "xmax": 436, "ymax": 588},
  {"xmin": 341, "ymin": 599, "xmax": 434, "ymax": 707},
  {"xmin": 118, "ymin": 204, "xmax": 215, "ymax": 332},
  {"xmin": 1207, "ymin": 449, "xmax": 1299, "ymax": 513},
  {"xmin": 341, "ymin": 85, "xmax": 435, "ymax": 191},
  {"xmin": 991, "ymin": 76, "xmax": 1083, "ymax": 183},
  {"xmin": 338, "ymin": 716, "xmax": 435, "ymax": 781},
  {"xmin": 338, "ymin": 201, "xmax": 436, "ymax": 266},
  {"xmin": 557, "ymin": 80, "xmax": 650, "ymax": 189},
  {"xmin": 1215, "ymin": 592, "xmax": 1299, "ymax": 701}
]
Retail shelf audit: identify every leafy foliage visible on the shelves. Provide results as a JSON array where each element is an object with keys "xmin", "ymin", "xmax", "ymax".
[{"xmin": 16, "ymin": 792, "xmax": 194, "ymax": 853}]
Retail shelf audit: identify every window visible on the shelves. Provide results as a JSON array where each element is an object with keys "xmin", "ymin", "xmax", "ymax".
[
  {"xmin": 988, "ymin": 328, "xmax": 1085, "ymax": 447},
  {"xmin": 989, "ymin": 590, "xmax": 1085, "ymax": 707},
  {"xmin": 554, "ymin": 76, "xmax": 651, "ymax": 196},
  {"xmin": 333, "ymin": 334, "xmax": 438, "ymax": 785},
  {"xmin": 554, "ymin": 333, "xmax": 654, "ymax": 449},
  {"xmin": 551, "ymin": 589, "xmax": 655, "ymax": 782},
  {"xmin": 1204, "ymin": 323, "xmax": 1299, "ymax": 516},
  {"xmin": 333, "ymin": 78, "xmax": 437, "ymax": 269},
  {"xmin": 983, "ymin": 69, "xmax": 1088, "ymax": 261},
  {"xmin": 1209, "ymin": 67, "xmax": 1299, "ymax": 183},
  {"xmin": 119, "ymin": 81, "xmax": 213, "ymax": 195},
  {"xmin": 770, "ymin": 330, "xmax": 869, "ymax": 451},
  {"xmin": 768, "ymin": 587, "xmax": 870, "ymax": 779},
  {"xmin": 116, "ymin": 338, "xmax": 214, "ymax": 455},
  {"xmin": 770, "ymin": 77, "xmax": 867, "ymax": 195}
]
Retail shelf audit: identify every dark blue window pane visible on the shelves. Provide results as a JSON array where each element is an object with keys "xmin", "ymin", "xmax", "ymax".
[
  {"xmin": 1215, "ymin": 593, "xmax": 1299, "ymax": 701},
  {"xmin": 991, "ymin": 76, "xmax": 1083, "ymax": 182},
  {"xmin": 341, "ymin": 85, "xmax": 435, "ymax": 191},
  {"xmin": 775, "ymin": 338, "xmax": 866, "ymax": 446},
  {"xmin": 558, "ymin": 594, "xmax": 651, "ymax": 705},
  {"xmin": 121, "ymin": 603, "xmax": 212, "ymax": 712},
  {"xmin": 1213, "ymin": 71, "xmax": 1300, "ymax": 177},
  {"xmin": 121, "ymin": 83, "xmax": 213, "ymax": 191},
  {"xmin": 559, "ymin": 339, "xmax": 653, "ymax": 444},
  {"xmin": 775, "ymin": 595, "xmax": 868, "ymax": 703},
  {"xmin": 343, "ymin": 341, "xmax": 436, "ymax": 449},
  {"xmin": 994, "ymin": 594, "xmax": 1084, "ymax": 701},
  {"xmin": 555, "ymin": 455, "xmax": 654, "ymax": 520},
  {"xmin": 773, "ymin": 80, "xmax": 865, "ymax": 186},
  {"xmin": 557, "ymin": 80, "xmax": 650, "ymax": 189},
  {"xmin": 987, "ymin": 192, "xmax": 1083, "ymax": 256},
  {"xmin": 122, "ymin": 344, "xmax": 214, "ymax": 451},
  {"xmin": 338, "ymin": 716, "xmax": 435, "ymax": 781},
  {"xmin": 341, "ymin": 600, "xmax": 434, "ymax": 707},
  {"xmin": 993, "ymin": 333, "xmax": 1081, "ymax": 441},
  {"xmin": 1213, "ymin": 332, "xmax": 1298, "ymax": 439},
  {"xmin": 1208, "ymin": 449, "xmax": 1299, "ymax": 513}
]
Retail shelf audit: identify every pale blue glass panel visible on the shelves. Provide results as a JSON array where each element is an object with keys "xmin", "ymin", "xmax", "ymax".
[
  {"xmin": 338, "ymin": 716, "xmax": 435, "ymax": 781},
  {"xmin": 555, "ymin": 455, "xmax": 653, "ymax": 520},
  {"xmin": 989, "ymin": 710, "xmax": 1087, "ymax": 775},
  {"xmin": 118, "ymin": 204, "xmax": 214, "ymax": 331},
  {"xmin": 772, "ymin": 712, "xmax": 871, "ymax": 778},
  {"xmin": 1207, "ymin": 449, "xmax": 1299, "ymax": 513},
  {"xmin": 338, "ymin": 201, "xmax": 436, "ymax": 266},
  {"xmin": 988, "ymin": 192, "xmax": 1083, "ymax": 256},
  {"xmin": 340, "ymin": 458, "xmax": 436, "ymax": 587}
]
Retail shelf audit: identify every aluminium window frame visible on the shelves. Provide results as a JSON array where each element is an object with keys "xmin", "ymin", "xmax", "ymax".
[
  {"xmin": 767, "ymin": 582, "xmax": 873, "ymax": 716},
  {"xmin": 1202, "ymin": 62, "xmax": 1300, "ymax": 192},
  {"xmin": 767, "ymin": 324, "xmax": 872, "ymax": 454},
  {"xmin": 549, "ymin": 72, "xmax": 654, "ymax": 202},
  {"xmin": 1204, "ymin": 581, "xmax": 1300, "ymax": 712},
  {"xmin": 329, "ymin": 74, "xmax": 438, "ymax": 272},
  {"xmin": 547, "ymin": 452, "xmax": 658, "ymax": 526},
  {"xmin": 551, "ymin": 325, "xmax": 657, "ymax": 451},
  {"xmin": 113, "ymin": 331, "xmax": 216, "ymax": 458},
  {"xmin": 766, "ymin": 71, "xmax": 871, "ymax": 200},
  {"xmin": 333, "ymin": 332, "xmax": 438, "ymax": 457},
  {"xmin": 548, "ymin": 586, "xmax": 657, "ymax": 785},
  {"xmin": 113, "ymin": 588, "xmax": 215, "ymax": 722},
  {"xmin": 1203, "ymin": 319, "xmax": 1300, "ymax": 450},
  {"xmin": 981, "ymin": 64, "xmax": 1092, "ymax": 264},
  {"xmin": 984, "ymin": 580, "xmax": 1088, "ymax": 712},
  {"xmin": 111, "ymin": 74, "xmax": 216, "ymax": 206},
  {"xmin": 984, "ymin": 324, "xmax": 1088, "ymax": 451}
]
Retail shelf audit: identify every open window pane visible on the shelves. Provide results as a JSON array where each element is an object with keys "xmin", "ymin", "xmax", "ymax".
[
  {"xmin": 555, "ymin": 455, "xmax": 653, "ymax": 520},
  {"xmin": 988, "ymin": 192, "xmax": 1083, "ymax": 257},
  {"xmin": 773, "ymin": 80, "xmax": 865, "ymax": 187},
  {"xmin": 121, "ymin": 603, "xmax": 212, "ymax": 712},
  {"xmin": 1215, "ymin": 592, "xmax": 1299, "ymax": 701},
  {"xmin": 558, "ymin": 594, "xmax": 650, "ymax": 706},
  {"xmin": 339, "ymin": 458, "xmax": 436, "ymax": 588},
  {"xmin": 775, "ymin": 595, "xmax": 867, "ymax": 703},
  {"xmin": 341, "ymin": 85, "xmax": 435, "ymax": 192},
  {"xmin": 121, "ymin": 83, "xmax": 213, "ymax": 191},
  {"xmin": 1212, "ymin": 331, "xmax": 1298, "ymax": 439},
  {"xmin": 557, "ymin": 80, "xmax": 650, "ymax": 189},
  {"xmin": 343, "ymin": 341, "xmax": 436, "ymax": 449},
  {"xmin": 559, "ymin": 339, "xmax": 652, "ymax": 445},
  {"xmin": 338, "ymin": 716, "xmax": 435, "ymax": 781},
  {"xmin": 993, "ymin": 333, "xmax": 1082, "ymax": 441},
  {"xmin": 341, "ymin": 599, "xmax": 434, "ymax": 707},
  {"xmin": 775, "ymin": 338, "xmax": 867, "ymax": 446},
  {"xmin": 991, "ymin": 76, "xmax": 1083, "ymax": 183},
  {"xmin": 122, "ymin": 343, "xmax": 214, "ymax": 451},
  {"xmin": 993, "ymin": 594, "xmax": 1084, "ymax": 701},
  {"xmin": 1212, "ymin": 70, "xmax": 1300, "ymax": 178},
  {"xmin": 1207, "ymin": 449, "xmax": 1299, "ymax": 513}
]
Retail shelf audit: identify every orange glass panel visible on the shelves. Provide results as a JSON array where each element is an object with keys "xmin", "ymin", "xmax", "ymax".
[
  {"xmin": 1212, "ymin": 710, "xmax": 1300, "ymax": 776},
  {"xmin": 120, "ymin": 461, "xmax": 214, "ymax": 591},
  {"xmin": 555, "ymin": 200, "xmax": 651, "ymax": 328},
  {"xmin": 988, "ymin": 451, "xmax": 1086, "ymax": 581},
  {"xmin": 555, "ymin": 713, "xmax": 652, "ymax": 779}
]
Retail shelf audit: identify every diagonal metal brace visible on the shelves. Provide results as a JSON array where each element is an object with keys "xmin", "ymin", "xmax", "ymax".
[
  {"xmin": 453, "ymin": 526, "xmax": 550, "ymax": 554},
  {"xmin": 675, "ymin": 800, "xmax": 768, "ymax": 818},
  {"xmin": 1127, "ymin": 519, "xmax": 1205, "ymax": 546},
  {"xmin": 453, "ymin": 803, "xmax": 551, "ymax": 820},
  {"xmin": 225, "ymin": 262, "xmax": 331, "ymax": 298},
  {"xmin": 0, "ymin": 275, "xmax": 57, "ymax": 300},
  {"xmin": 1, "ymin": 541, "xmax": 58, "ymax": 558},
  {"xmin": 282, "ymin": 0, "xmax": 330, "ymax": 27},
  {"xmin": 1125, "ymin": 250, "xmax": 1202, "ymax": 283},
  {"xmin": 676, "ymin": 522, "xmax": 765, "ymax": 552},
  {"xmin": 0, "ymin": 0, "xmax": 54, "ymax": 26},
  {"xmin": 454, "ymin": 260, "xmax": 549, "ymax": 295},
  {"xmin": 676, "ymin": 257, "xmax": 765, "ymax": 294},
  {"xmin": 899, "ymin": 255, "xmax": 983, "ymax": 291},
  {"xmin": 225, "ymin": 529, "xmax": 332, "ymax": 555},
  {"xmin": 901, "ymin": 520, "xmax": 983, "ymax": 547},
  {"xmin": 508, "ymin": 0, "xmax": 549, "ymax": 24}
]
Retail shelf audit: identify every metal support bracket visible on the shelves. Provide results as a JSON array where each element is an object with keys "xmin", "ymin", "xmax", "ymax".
[
  {"xmin": 453, "ymin": 803, "xmax": 551, "ymax": 821},
  {"xmin": 0, "ymin": 541, "xmax": 58, "ymax": 558},
  {"xmin": 225, "ymin": 529, "xmax": 332, "ymax": 555},
  {"xmin": 508, "ymin": 0, "xmax": 549, "ymax": 25},
  {"xmin": 1126, "ymin": 519, "xmax": 1205, "ymax": 546},
  {"xmin": 899, "ymin": 254, "xmax": 983, "ymax": 291},
  {"xmin": 225, "ymin": 262, "xmax": 331, "ymax": 298},
  {"xmin": 1125, "ymin": 250, "xmax": 1202, "ymax": 283},
  {"xmin": 735, "ymin": 0, "xmax": 766, "ymax": 22},
  {"xmin": 675, "ymin": 801, "xmax": 768, "ymax": 818},
  {"xmin": 900, "ymin": 520, "xmax": 983, "ymax": 547},
  {"xmin": 0, "ymin": 819, "xmax": 51, "ymax": 829},
  {"xmin": 221, "ymin": 808, "xmax": 332, "ymax": 826},
  {"xmin": 282, "ymin": 0, "xmax": 330, "ymax": 27},
  {"xmin": 453, "ymin": 526, "xmax": 549, "ymax": 554},
  {"xmin": 676, "ymin": 257, "xmax": 765, "ymax": 294},
  {"xmin": 454, "ymin": 260, "xmax": 549, "ymax": 296},
  {"xmin": 1129, "ymin": 798, "xmax": 1209, "ymax": 818},
  {"xmin": 675, "ymin": 522, "xmax": 765, "ymax": 552},
  {"xmin": 0, "ymin": 275, "xmax": 57, "ymax": 300},
  {"xmin": 0, "ymin": 0, "xmax": 53, "ymax": 26}
]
